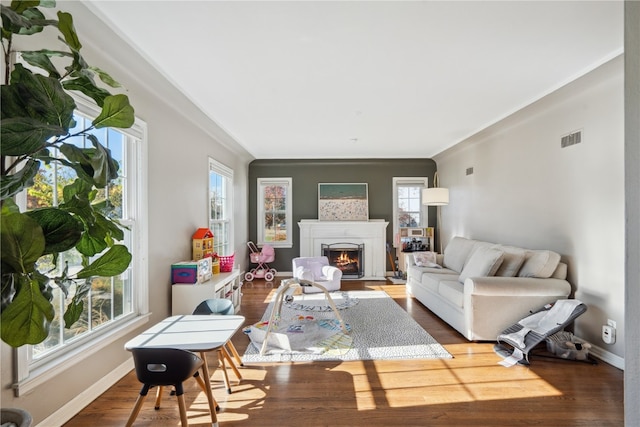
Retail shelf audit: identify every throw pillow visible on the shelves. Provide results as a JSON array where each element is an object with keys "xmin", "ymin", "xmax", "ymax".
[
  {"xmin": 458, "ymin": 246, "xmax": 504, "ymax": 283},
  {"xmin": 307, "ymin": 261, "xmax": 325, "ymax": 280},
  {"xmin": 494, "ymin": 245, "xmax": 527, "ymax": 277},
  {"xmin": 413, "ymin": 252, "xmax": 437, "ymax": 267},
  {"xmin": 443, "ymin": 237, "xmax": 477, "ymax": 272},
  {"xmin": 517, "ymin": 250, "xmax": 561, "ymax": 278}
]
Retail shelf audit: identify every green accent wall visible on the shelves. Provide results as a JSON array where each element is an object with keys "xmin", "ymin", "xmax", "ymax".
[{"xmin": 248, "ymin": 158, "xmax": 437, "ymax": 272}]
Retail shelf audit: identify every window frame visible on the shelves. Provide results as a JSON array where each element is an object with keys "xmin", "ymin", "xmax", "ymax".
[
  {"xmin": 12, "ymin": 95, "xmax": 150, "ymax": 397},
  {"xmin": 257, "ymin": 177, "xmax": 293, "ymax": 248},
  {"xmin": 208, "ymin": 158, "xmax": 234, "ymax": 257},
  {"xmin": 392, "ymin": 177, "xmax": 429, "ymax": 248}
]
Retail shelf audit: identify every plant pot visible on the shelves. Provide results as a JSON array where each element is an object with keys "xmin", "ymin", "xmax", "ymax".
[{"xmin": 0, "ymin": 408, "xmax": 33, "ymax": 427}]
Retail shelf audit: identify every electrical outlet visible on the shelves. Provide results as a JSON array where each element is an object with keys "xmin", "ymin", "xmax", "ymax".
[{"xmin": 607, "ymin": 319, "xmax": 617, "ymax": 329}]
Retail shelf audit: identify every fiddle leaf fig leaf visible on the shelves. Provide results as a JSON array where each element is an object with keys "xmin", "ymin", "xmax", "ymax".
[
  {"xmin": 63, "ymin": 76, "xmax": 111, "ymax": 107},
  {"xmin": 75, "ymin": 245, "xmax": 131, "ymax": 279},
  {"xmin": 0, "ymin": 158, "xmax": 39, "ymax": 201},
  {"xmin": 0, "ymin": 117, "xmax": 65, "ymax": 156},
  {"xmin": 56, "ymin": 11, "xmax": 81, "ymax": 51},
  {"xmin": 89, "ymin": 66, "xmax": 122, "ymax": 88},
  {"xmin": 20, "ymin": 50, "xmax": 62, "ymax": 78},
  {"xmin": 93, "ymin": 94, "xmax": 134, "ymax": 129},
  {"xmin": 25, "ymin": 208, "xmax": 83, "ymax": 255},
  {"xmin": 63, "ymin": 281, "xmax": 90, "ymax": 328},
  {"xmin": 0, "ymin": 276, "xmax": 54, "ymax": 347},
  {"xmin": 0, "ymin": 210, "xmax": 45, "ymax": 273}
]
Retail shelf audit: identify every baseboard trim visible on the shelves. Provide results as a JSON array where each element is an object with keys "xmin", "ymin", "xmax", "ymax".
[
  {"xmin": 588, "ymin": 343, "xmax": 625, "ymax": 370},
  {"xmin": 36, "ymin": 358, "xmax": 134, "ymax": 427}
]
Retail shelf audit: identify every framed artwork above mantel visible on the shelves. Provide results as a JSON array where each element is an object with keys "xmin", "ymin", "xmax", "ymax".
[{"xmin": 318, "ymin": 183, "xmax": 369, "ymax": 221}]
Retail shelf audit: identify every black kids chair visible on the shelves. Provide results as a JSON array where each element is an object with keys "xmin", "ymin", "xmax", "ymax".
[{"xmin": 126, "ymin": 347, "xmax": 208, "ymax": 427}]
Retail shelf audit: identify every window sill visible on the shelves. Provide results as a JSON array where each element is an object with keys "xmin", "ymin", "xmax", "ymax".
[{"xmin": 13, "ymin": 313, "xmax": 151, "ymax": 397}]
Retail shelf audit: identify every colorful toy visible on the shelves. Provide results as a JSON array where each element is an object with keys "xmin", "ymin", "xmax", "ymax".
[
  {"xmin": 244, "ymin": 241, "xmax": 277, "ymax": 282},
  {"xmin": 192, "ymin": 228, "xmax": 214, "ymax": 261}
]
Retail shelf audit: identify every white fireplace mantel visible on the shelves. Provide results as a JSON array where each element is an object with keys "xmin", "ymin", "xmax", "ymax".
[{"xmin": 298, "ymin": 219, "xmax": 389, "ymax": 280}]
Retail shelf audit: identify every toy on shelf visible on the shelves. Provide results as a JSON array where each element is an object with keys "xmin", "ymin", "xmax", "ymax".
[
  {"xmin": 192, "ymin": 228, "xmax": 214, "ymax": 261},
  {"xmin": 244, "ymin": 241, "xmax": 276, "ymax": 282}
]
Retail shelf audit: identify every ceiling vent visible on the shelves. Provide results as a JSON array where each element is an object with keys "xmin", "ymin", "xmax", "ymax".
[{"xmin": 561, "ymin": 130, "xmax": 582, "ymax": 148}]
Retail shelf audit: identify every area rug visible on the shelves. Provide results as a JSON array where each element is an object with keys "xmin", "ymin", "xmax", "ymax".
[{"xmin": 241, "ymin": 290, "xmax": 452, "ymax": 363}]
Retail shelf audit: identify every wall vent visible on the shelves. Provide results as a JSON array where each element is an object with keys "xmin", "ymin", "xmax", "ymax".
[
  {"xmin": 466, "ymin": 167, "xmax": 474, "ymax": 176},
  {"xmin": 561, "ymin": 130, "xmax": 582, "ymax": 148}
]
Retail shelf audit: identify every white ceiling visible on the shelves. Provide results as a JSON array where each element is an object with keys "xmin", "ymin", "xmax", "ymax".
[{"xmin": 86, "ymin": 1, "xmax": 623, "ymax": 159}]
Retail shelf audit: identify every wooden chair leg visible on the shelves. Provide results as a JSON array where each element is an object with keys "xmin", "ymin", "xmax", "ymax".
[
  {"xmin": 217, "ymin": 349, "xmax": 232, "ymax": 393},
  {"xmin": 226, "ymin": 340, "xmax": 244, "ymax": 366},
  {"xmin": 176, "ymin": 393, "xmax": 189, "ymax": 427},
  {"xmin": 221, "ymin": 346, "xmax": 242, "ymax": 381},
  {"xmin": 193, "ymin": 371, "xmax": 219, "ymax": 411},
  {"xmin": 125, "ymin": 393, "xmax": 147, "ymax": 427},
  {"xmin": 154, "ymin": 385, "xmax": 164, "ymax": 409}
]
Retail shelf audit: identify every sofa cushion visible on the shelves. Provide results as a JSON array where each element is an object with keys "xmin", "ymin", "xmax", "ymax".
[
  {"xmin": 458, "ymin": 246, "xmax": 504, "ymax": 283},
  {"xmin": 494, "ymin": 245, "xmax": 527, "ymax": 277},
  {"xmin": 518, "ymin": 250, "xmax": 561, "ymax": 278},
  {"xmin": 421, "ymin": 272, "xmax": 460, "ymax": 293},
  {"xmin": 443, "ymin": 237, "xmax": 476, "ymax": 272},
  {"xmin": 438, "ymin": 280, "xmax": 464, "ymax": 308}
]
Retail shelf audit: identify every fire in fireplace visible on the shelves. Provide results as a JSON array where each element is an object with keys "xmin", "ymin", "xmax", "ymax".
[{"xmin": 322, "ymin": 243, "xmax": 364, "ymax": 279}]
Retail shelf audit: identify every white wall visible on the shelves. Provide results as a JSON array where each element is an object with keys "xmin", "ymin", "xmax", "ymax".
[
  {"xmin": 434, "ymin": 56, "xmax": 625, "ymax": 361},
  {"xmin": 0, "ymin": 3, "xmax": 252, "ymax": 424}
]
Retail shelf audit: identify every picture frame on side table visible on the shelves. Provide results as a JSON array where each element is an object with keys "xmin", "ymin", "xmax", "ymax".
[{"xmin": 318, "ymin": 183, "xmax": 369, "ymax": 221}]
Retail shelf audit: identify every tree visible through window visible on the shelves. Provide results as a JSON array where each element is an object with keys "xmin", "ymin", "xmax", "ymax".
[
  {"xmin": 23, "ymin": 112, "xmax": 136, "ymax": 361},
  {"xmin": 209, "ymin": 159, "xmax": 233, "ymax": 256},
  {"xmin": 257, "ymin": 178, "xmax": 292, "ymax": 248}
]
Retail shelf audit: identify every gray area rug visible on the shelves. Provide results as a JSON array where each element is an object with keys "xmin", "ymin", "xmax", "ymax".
[{"xmin": 241, "ymin": 290, "xmax": 453, "ymax": 363}]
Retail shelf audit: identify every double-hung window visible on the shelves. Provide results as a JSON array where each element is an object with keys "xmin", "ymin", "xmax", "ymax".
[
  {"xmin": 209, "ymin": 158, "xmax": 233, "ymax": 256},
  {"xmin": 392, "ymin": 177, "xmax": 429, "ymax": 246},
  {"xmin": 257, "ymin": 178, "xmax": 292, "ymax": 248},
  {"xmin": 14, "ymin": 100, "xmax": 148, "ymax": 396}
]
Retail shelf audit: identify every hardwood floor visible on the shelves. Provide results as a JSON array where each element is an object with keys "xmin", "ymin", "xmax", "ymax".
[{"xmin": 65, "ymin": 280, "xmax": 624, "ymax": 426}]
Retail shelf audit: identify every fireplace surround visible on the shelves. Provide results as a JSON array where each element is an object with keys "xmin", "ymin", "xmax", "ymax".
[{"xmin": 298, "ymin": 220, "xmax": 388, "ymax": 280}]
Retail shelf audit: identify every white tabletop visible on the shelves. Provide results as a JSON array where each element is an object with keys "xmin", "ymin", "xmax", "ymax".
[{"xmin": 125, "ymin": 315, "xmax": 246, "ymax": 352}]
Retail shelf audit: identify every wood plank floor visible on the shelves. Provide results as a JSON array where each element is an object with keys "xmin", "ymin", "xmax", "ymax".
[{"xmin": 65, "ymin": 280, "xmax": 624, "ymax": 427}]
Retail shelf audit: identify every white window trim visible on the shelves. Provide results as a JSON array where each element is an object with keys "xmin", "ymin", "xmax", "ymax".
[
  {"xmin": 257, "ymin": 177, "xmax": 293, "ymax": 248},
  {"xmin": 208, "ymin": 158, "xmax": 234, "ymax": 256},
  {"xmin": 392, "ymin": 177, "xmax": 429, "ymax": 248},
  {"xmin": 12, "ymin": 98, "xmax": 150, "ymax": 397}
]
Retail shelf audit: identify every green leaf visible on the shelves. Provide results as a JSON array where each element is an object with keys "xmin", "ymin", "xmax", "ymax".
[
  {"xmin": 75, "ymin": 231, "xmax": 107, "ymax": 257},
  {"xmin": 20, "ymin": 50, "xmax": 62, "ymax": 78},
  {"xmin": 25, "ymin": 208, "xmax": 83, "ymax": 255},
  {"xmin": 5, "ymin": 64, "xmax": 76, "ymax": 129},
  {"xmin": 62, "ymin": 76, "xmax": 111, "ymax": 107},
  {"xmin": 94, "ymin": 211, "xmax": 125, "ymax": 241},
  {"xmin": 56, "ymin": 11, "xmax": 81, "ymax": 51},
  {"xmin": 0, "ymin": 210, "xmax": 46, "ymax": 273},
  {"xmin": 0, "ymin": 276, "xmax": 55, "ymax": 347},
  {"xmin": 86, "ymin": 134, "xmax": 120, "ymax": 186},
  {"xmin": 10, "ymin": 1, "xmax": 41, "ymax": 14},
  {"xmin": 0, "ymin": 158, "xmax": 39, "ymax": 201},
  {"xmin": 0, "ymin": 117, "xmax": 65, "ymax": 156},
  {"xmin": 75, "ymin": 245, "xmax": 131, "ymax": 279},
  {"xmin": 63, "ymin": 280, "xmax": 90, "ymax": 328},
  {"xmin": 93, "ymin": 94, "xmax": 135, "ymax": 129},
  {"xmin": 89, "ymin": 66, "xmax": 122, "ymax": 88}
]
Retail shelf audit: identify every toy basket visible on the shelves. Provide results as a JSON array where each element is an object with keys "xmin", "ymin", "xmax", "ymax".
[{"xmin": 219, "ymin": 254, "xmax": 235, "ymax": 272}]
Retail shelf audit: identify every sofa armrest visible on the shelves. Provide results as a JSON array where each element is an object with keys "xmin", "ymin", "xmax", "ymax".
[
  {"xmin": 322, "ymin": 265, "xmax": 343, "ymax": 281},
  {"xmin": 462, "ymin": 276, "xmax": 572, "ymax": 341}
]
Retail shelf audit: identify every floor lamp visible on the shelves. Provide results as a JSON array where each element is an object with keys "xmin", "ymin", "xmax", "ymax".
[{"xmin": 422, "ymin": 172, "xmax": 449, "ymax": 254}]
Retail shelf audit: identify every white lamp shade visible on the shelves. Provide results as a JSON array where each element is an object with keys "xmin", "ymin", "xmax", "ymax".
[{"xmin": 422, "ymin": 187, "xmax": 449, "ymax": 206}]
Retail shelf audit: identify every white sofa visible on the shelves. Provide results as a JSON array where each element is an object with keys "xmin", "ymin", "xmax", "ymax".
[{"xmin": 405, "ymin": 236, "xmax": 572, "ymax": 341}]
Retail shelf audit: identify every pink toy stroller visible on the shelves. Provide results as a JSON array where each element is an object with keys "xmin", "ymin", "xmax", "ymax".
[{"xmin": 244, "ymin": 241, "xmax": 277, "ymax": 282}]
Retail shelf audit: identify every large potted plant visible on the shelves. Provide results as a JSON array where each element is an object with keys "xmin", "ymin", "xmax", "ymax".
[{"xmin": 1, "ymin": 1, "xmax": 135, "ymax": 348}]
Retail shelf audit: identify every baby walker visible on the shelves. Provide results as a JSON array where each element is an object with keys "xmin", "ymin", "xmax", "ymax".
[{"xmin": 244, "ymin": 241, "xmax": 277, "ymax": 282}]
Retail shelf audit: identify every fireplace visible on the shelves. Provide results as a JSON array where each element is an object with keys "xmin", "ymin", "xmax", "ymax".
[{"xmin": 322, "ymin": 243, "xmax": 364, "ymax": 279}]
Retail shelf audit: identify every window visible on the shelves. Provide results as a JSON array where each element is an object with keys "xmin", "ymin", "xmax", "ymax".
[
  {"xmin": 392, "ymin": 177, "xmax": 429, "ymax": 247},
  {"xmin": 257, "ymin": 178, "xmax": 292, "ymax": 248},
  {"xmin": 14, "ymin": 100, "xmax": 148, "ymax": 395},
  {"xmin": 209, "ymin": 159, "xmax": 234, "ymax": 256}
]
